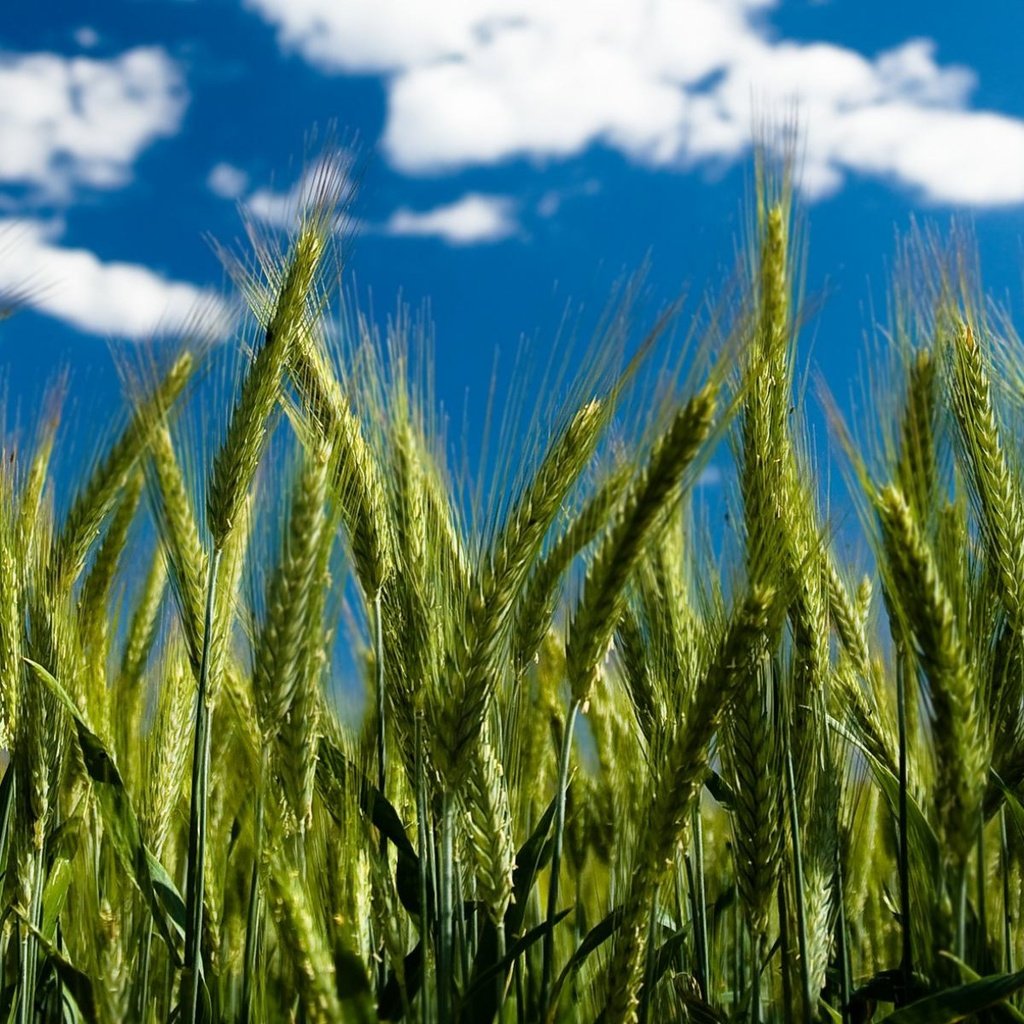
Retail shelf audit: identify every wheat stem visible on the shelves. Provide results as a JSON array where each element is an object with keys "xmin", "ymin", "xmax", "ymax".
[{"xmin": 182, "ymin": 546, "xmax": 221, "ymax": 1024}]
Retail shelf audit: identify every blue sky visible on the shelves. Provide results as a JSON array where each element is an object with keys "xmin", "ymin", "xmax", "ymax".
[{"xmin": 3, "ymin": 0, "xmax": 1024, "ymax": 504}]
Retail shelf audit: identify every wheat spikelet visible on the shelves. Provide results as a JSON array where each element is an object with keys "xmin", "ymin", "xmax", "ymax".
[
  {"xmin": 78, "ymin": 469, "xmax": 145, "ymax": 731},
  {"xmin": 509, "ymin": 629, "xmax": 563, "ymax": 825},
  {"xmin": 212, "ymin": 490, "xmax": 253, "ymax": 693},
  {"xmin": 461, "ymin": 727, "xmax": 516, "ymax": 925},
  {"xmin": 801, "ymin": 769, "xmax": 840, "ymax": 1001},
  {"xmin": 117, "ymin": 545, "xmax": 167, "ymax": 695},
  {"xmin": 843, "ymin": 780, "xmax": 880, "ymax": 930},
  {"xmin": 266, "ymin": 853, "xmax": 350, "ymax": 1023},
  {"xmin": 514, "ymin": 461, "xmax": 632, "ymax": 677},
  {"xmin": 421, "ymin": 441, "xmax": 469, "ymax": 589},
  {"xmin": 279, "ymin": 498, "xmax": 334, "ymax": 837},
  {"xmin": 567, "ymin": 384, "xmax": 716, "ymax": 708},
  {"xmin": 615, "ymin": 604, "xmax": 662, "ymax": 739},
  {"xmin": 329, "ymin": 396, "xmax": 394, "ymax": 601},
  {"xmin": 54, "ymin": 350, "xmax": 193, "ymax": 586},
  {"xmin": 255, "ymin": 451, "xmax": 329, "ymax": 832},
  {"xmin": 897, "ymin": 348, "xmax": 939, "ymax": 528},
  {"xmin": 605, "ymin": 584, "xmax": 775, "ymax": 1024},
  {"xmin": 438, "ymin": 397, "xmax": 606, "ymax": 780},
  {"xmin": 382, "ymin": 412, "xmax": 449, "ymax": 775},
  {"xmin": 254, "ymin": 451, "xmax": 328, "ymax": 736},
  {"xmin": 291, "ymin": 331, "xmax": 394, "ymax": 601},
  {"xmin": 15, "ymin": 413, "xmax": 57, "ymax": 558},
  {"xmin": 79, "ymin": 469, "xmax": 144, "ymax": 637},
  {"xmin": 826, "ymin": 558, "xmax": 872, "ymax": 679},
  {"xmin": 949, "ymin": 322, "xmax": 1024, "ymax": 629},
  {"xmin": 148, "ymin": 421, "xmax": 207, "ymax": 672},
  {"xmin": 207, "ymin": 212, "xmax": 330, "ymax": 549},
  {"xmin": 143, "ymin": 651, "xmax": 193, "ymax": 859},
  {"xmin": 485, "ymin": 398, "xmax": 606, "ymax": 618},
  {"xmin": 740, "ymin": 202, "xmax": 792, "ymax": 580},
  {"xmin": 826, "ymin": 562, "xmax": 902, "ymax": 781},
  {"xmin": 727, "ymin": 652, "xmax": 784, "ymax": 947},
  {"xmin": 876, "ymin": 483, "xmax": 987, "ymax": 861},
  {"xmin": 0, "ymin": 478, "xmax": 21, "ymax": 750}
]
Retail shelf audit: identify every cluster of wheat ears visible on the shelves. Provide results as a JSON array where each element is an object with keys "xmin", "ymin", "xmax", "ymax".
[{"xmin": 1, "ymin": 152, "xmax": 1024, "ymax": 1024}]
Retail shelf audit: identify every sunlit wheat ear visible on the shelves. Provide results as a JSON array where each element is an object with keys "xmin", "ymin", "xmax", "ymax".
[
  {"xmin": 948, "ymin": 321, "xmax": 1024, "ymax": 630},
  {"xmin": 514, "ymin": 460, "xmax": 632, "ymax": 677},
  {"xmin": 896, "ymin": 348, "xmax": 939, "ymax": 529},
  {"xmin": 278, "ymin": 494, "xmax": 335, "ymax": 834},
  {"xmin": 726, "ymin": 652, "xmax": 784, "ymax": 948},
  {"xmin": 381, "ymin": 405, "xmax": 454, "ymax": 770},
  {"xmin": 826, "ymin": 557, "xmax": 873, "ymax": 682},
  {"xmin": 484, "ymin": 397, "xmax": 606, "ymax": 615},
  {"xmin": 207, "ymin": 206, "xmax": 333, "ymax": 552},
  {"xmin": 328, "ymin": 392, "xmax": 393, "ymax": 601},
  {"xmin": 605, "ymin": 584, "xmax": 778, "ymax": 1024},
  {"xmin": 288, "ymin": 325, "xmax": 394, "ymax": 602},
  {"xmin": 143, "ymin": 649, "xmax": 194, "ymax": 858},
  {"xmin": 78, "ymin": 469, "xmax": 145, "ymax": 731},
  {"xmin": 264, "ymin": 846, "xmax": 350, "ymax": 1024},
  {"xmin": 253, "ymin": 451, "xmax": 328, "ymax": 734},
  {"xmin": 148, "ymin": 422, "xmax": 207, "ymax": 673},
  {"xmin": 875, "ymin": 483, "xmax": 987, "ymax": 862},
  {"xmin": 53, "ymin": 350, "xmax": 194, "ymax": 588},
  {"xmin": 802, "ymin": 762, "xmax": 841, "ymax": 1001},
  {"xmin": 0, "ymin": 472, "xmax": 21, "ymax": 750},
  {"xmin": 461, "ymin": 726, "xmax": 515, "ymax": 926},
  {"xmin": 436, "ymin": 396, "xmax": 607, "ymax": 781},
  {"xmin": 740, "ymin": 201, "xmax": 792, "ymax": 577},
  {"xmin": 567, "ymin": 383, "xmax": 716, "ymax": 707},
  {"xmin": 117, "ymin": 545, "xmax": 167, "ymax": 699},
  {"xmin": 253, "ymin": 449, "xmax": 329, "ymax": 833},
  {"xmin": 15, "ymin": 403, "xmax": 60, "ymax": 558},
  {"xmin": 616, "ymin": 604, "xmax": 662, "ymax": 740}
]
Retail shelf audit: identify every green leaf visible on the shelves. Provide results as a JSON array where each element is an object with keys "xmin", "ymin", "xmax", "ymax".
[
  {"xmin": 24, "ymin": 658, "xmax": 186, "ymax": 965},
  {"xmin": 317, "ymin": 736, "xmax": 417, "ymax": 858},
  {"xmin": 703, "ymin": 769, "xmax": 736, "ymax": 810},
  {"xmin": 938, "ymin": 953, "xmax": 1024, "ymax": 1023},
  {"xmin": 994, "ymin": 775, "xmax": 1024, "ymax": 846},
  {"xmin": 548, "ymin": 907, "xmax": 625, "ymax": 1007},
  {"xmin": 0, "ymin": 764, "xmax": 16, "ymax": 895},
  {"xmin": 317, "ymin": 737, "xmax": 423, "ymax": 916},
  {"xmin": 377, "ymin": 942, "xmax": 422, "ymax": 1021},
  {"xmin": 460, "ymin": 909, "xmax": 572, "ymax": 1011},
  {"xmin": 13, "ymin": 909, "xmax": 97, "ymax": 1024},
  {"xmin": 829, "ymin": 714, "xmax": 940, "ymax": 877},
  {"xmin": 39, "ymin": 853, "xmax": 74, "ymax": 944},
  {"xmin": 506, "ymin": 797, "xmax": 557, "ymax": 937},
  {"xmin": 877, "ymin": 968, "xmax": 1024, "ymax": 1023}
]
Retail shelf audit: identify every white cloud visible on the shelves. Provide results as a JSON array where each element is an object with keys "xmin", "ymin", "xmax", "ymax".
[
  {"xmin": 244, "ymin": 0, "xmax": 1024, "ymax": 207},
  {"xmin": 0, "ymin": 220, "xmax": 232, "ymax": 340},
  {"xmin": 207, "ymin": 162, "xmax": 250, "ymax": 200},
  {"xmin": 384, "ymin": 194, "xmax": 518, "ymax": 245},
  {"xmin": 537, "ymin": 179, "xmax": 600, "ymax": 218},
  {"xmin": 73, "ymin": 27, "xmax": 100, "ymax": 50},
  {"xmin": 0, "ymin": 46, "xmax": 186, "ymax": 204}
]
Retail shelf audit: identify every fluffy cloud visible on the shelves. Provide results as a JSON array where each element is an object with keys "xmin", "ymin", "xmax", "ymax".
[
  {"xmin": 207, "ymin": 162, "xmax": 250, "ymax": 200},
  {"xmin": 0, "ymin": 220, "xmax": 232, "ymax": 340},
  {"xmin": 244, "ymin": 0, "xmax": 1024, "ymax": 206},
  {"xmin": 383, "ymin": 194, "xmax": 518, "ymax": 245},
  {"xmin": 73, "ymin": 28, "xmax": 101, "ymax": 50},
  {"xmin": 0, "ymin": 46, "xmax": 186, "ymax": 203}
]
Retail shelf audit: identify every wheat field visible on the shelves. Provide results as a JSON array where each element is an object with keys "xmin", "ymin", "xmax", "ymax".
[{"xmin": 0, "ymin": 155, "xmax": 1022, "ymax": 1023}]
